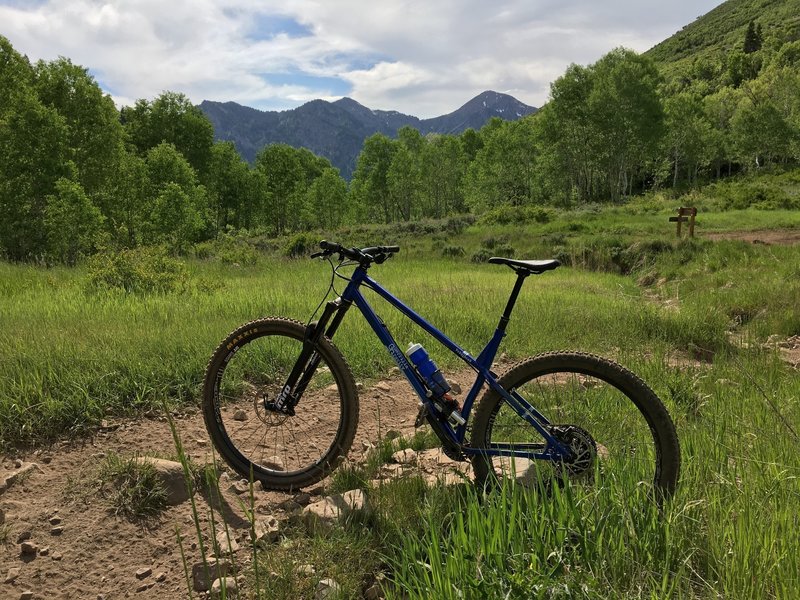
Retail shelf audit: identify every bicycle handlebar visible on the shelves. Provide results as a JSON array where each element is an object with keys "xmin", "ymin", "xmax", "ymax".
[{"xmin": 312, "ymin": 240, "xmax": 400, "ymax": 264}]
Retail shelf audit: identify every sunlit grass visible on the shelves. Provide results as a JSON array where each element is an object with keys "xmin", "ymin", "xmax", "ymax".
[{"xmin": 2, "ymin": 205, "xmax": 799, "ymax": 597}]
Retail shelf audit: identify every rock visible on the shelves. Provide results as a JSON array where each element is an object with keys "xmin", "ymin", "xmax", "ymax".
[
  {"xmin": 365, "ymin": 582, "xmax": 383, "ymax": 600},
  {"xmin": 20, "ymin": 540, "xmax": 38, "ymax": 555},
  {"xmin": 296, "ymin": 564, "xmax": 315, "ymax": 576},
  {"xmin": 48, "ymin": 516, "xmax": 61, "ymax": 525},
  {"xmin": 0, "ymin": 507, "xmax": 4, "ymax": 525},
  {"xmin": 4, "ymin": 567, "xmax": 20, "ymax": 583},
  {"xmin": 2, "ymin": 463, "xmax": 41, "ymax": 493},
  {"xmin": 232, "ymin": 479, "xmax": 250, "ymax": 495},
  {"xmin": 192, "ymin": 559, "xmax": 232, "ymax": 592},
  {"xmin": 20, "ymin": 592, "xmax": 34, "ymax": 600},
  {"xmin": 355, "ymin": 382, "xmax": 364, "ymax": 390},
  {"xmin": 39, "ymin": 547, "xmax": 49, "ymax": 556},
  {"xmin": 391, "ymin": 448, "xmax": 417, "ymax": 465},
  {"xmin": 17, "ymin": 530, "xmax": 32, "ymax": 543},
  {"xmin": 375, "ymin": 382, "xmax": 391, "ymax": 392},
  {"xmin": 135, "ymin": 582, "xmax": 155, "ymax": 592},
  {"xmin": 293, "ymin": 492, "xmax": 312, "ymax": 506},
  {"xmin": 133, "ymin": 457, "xmax": 191, "ymax": 505},
  {"xmin": 381, "ymin": 464, "xmax": 405, "ymax": 476},
  {"xmin": 155, "ymin": 572, "xmax": 167, "ymax": 582},
  {"xmin": 135, "ymin": 567, "xmax": 152, "ymax": 580},
  {"xmin": 316, "ymin": 578, "xmax": 341, "ymax": 599},
  {"xmin": 51, "ymin": 552, "xmax": 62, "ymax": 561},
  {"xmin": 277, "ymin": 499, "xmax": 301, "ymax": 513},
  {"xmin": 50, "ymin": 526, "xmax": 63, "ymax": 536},
  {"xmin": 417, "ymin": 448, "xmax": 456, "ymax": 466},
  {"xmin": 215, "ymin": 531, "xmax": 240, "ymax": 555},
  {"xmin": 252, "ymin": 516, "xmax": 280, "ymax": 544},
  {"xmin": 302, "ymin": 489, "xmax": 370, "ymax": 534},
  {"xmin": 233, "ymin": 409, "xmax": 248, "ymax": 421},
  {"xmin": 210, "ymin": 577, "xmax": 238, "ymax": 598}
]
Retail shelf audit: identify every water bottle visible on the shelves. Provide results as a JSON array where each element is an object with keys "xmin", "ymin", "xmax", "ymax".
[{"xmin": 406, "ymin": 343, "xmax": 451, "ymax": 397}]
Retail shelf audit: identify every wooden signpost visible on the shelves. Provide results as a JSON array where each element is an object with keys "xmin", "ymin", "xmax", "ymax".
[{"xmin": 669, "ymin": 207, "xmax": 697, "ymax": 238}]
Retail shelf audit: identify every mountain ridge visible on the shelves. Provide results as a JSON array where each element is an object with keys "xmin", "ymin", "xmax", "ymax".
[{"xmin": 199, "ymin": 91, "xmax": 537, "ymax": 178}]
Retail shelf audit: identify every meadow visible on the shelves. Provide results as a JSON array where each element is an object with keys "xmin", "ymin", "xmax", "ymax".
[{"xmin": 1, "ymin": 200, "xmax": 799, "ymax": 598}]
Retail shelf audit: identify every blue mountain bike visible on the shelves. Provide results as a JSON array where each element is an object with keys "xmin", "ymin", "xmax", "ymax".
[{"xmin": 203, "ymin": 241, "xmax": 680, "ymax": 500}]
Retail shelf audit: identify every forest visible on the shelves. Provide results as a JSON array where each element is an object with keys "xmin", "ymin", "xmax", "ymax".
[{"xmin": 1, "ymin": 20, "xmax": 799, "ymax": 264}]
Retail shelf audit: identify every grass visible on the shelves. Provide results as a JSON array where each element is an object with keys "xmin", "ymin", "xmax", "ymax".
[
  {"xmin": 96, "ymin": 452, "xmax": 169, "ymax": 520},
  {"xmin": 2, "ymin": 197, "xmax": 800, "ymax": 598}
]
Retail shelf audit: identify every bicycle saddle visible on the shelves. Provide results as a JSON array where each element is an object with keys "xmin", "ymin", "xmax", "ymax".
[{"xmin": 488, "ymin": 257, "xmax": 560, "ymax": 274}]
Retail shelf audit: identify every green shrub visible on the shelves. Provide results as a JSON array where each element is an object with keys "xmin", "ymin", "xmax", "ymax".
[
  {"xmin": 284, "ymin": 232, "xmax": 320, "ymax": 258},
  {"xmin": 479, "ymin": 205, "xmax": 554, "ymax": 225},
  {"xmin": 87, "ymin": 247, "xmax": 188, "ymax": 294},
  {"xmin": 481, "ymin": 236, "xmax": 506, "ymax": 250},
  {"xmin": 472, "ymin": 243, "xmax": 514, "ymax": 262},
  {"xmin": 441, "ymin": 245, "xmax": 465, "ymax": 258},
  {"xmin": 705, "ymin": 179, "xmax": 799, "ymax": 210},
  {"xmin": 471, "ymin": 248, "xmax": 493, "ymax": 263},
  {"xmin": 194, "ymin": 234, "xmax": 260, "ymax": 265},
  {"xmin": 445, "ymin": 215, "xmax": 476, "ymax": 234}
]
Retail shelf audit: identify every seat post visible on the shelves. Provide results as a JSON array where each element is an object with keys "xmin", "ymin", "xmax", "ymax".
[{"xmin": 498, "ymin": 271, "xmax": 529, "ymax": 332}]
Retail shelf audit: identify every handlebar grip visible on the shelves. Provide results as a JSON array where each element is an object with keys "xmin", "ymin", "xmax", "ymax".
[{"xmin": 319, "ymin": 240, "xmax": 341, "ymax": 252}]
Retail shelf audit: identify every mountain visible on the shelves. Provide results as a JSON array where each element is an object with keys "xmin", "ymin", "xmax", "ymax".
[
  {"xmin": 199, "ymin": 91, "xmax": 537, "ymax": 178},
  {"xmin": 645, "ymin": 0, "xmax": 800, "ymax": 72}
]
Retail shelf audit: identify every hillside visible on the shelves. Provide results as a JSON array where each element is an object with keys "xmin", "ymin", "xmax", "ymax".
[
  {"xmin": 199, "ymin": 91, "xmax": 537, "ymax": 178},
  {"xmin": 646, "ymin": 0, "xmax": 800, "ymax": 72}
]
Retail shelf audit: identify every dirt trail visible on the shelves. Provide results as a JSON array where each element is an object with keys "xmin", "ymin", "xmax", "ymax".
[
  {"xmin": 703, "ymin": 228, "xmax": 800, "ymax": 245},
  {"xmin": 0, "ymin": 373, "xmax": 433, "ymax": 600}
]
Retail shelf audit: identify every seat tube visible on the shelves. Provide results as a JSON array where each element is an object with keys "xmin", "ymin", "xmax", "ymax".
[{"xmin": 497, "ymin": 272, "xmax": 528, "ymax": 332}]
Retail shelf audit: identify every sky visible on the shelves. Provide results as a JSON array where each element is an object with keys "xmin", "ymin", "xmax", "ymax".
[{"xmin": 0, "ymin": 0, "xmax": 723, "ymax": 118}]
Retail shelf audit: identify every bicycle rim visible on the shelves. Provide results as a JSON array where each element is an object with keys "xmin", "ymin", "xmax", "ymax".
[
  {"xmin": 204, "ymin": 319, "xmax": 357, "ymax": 488},
  {"xmin": 473, "ymin": 354, "xmax": 678, "ymax": 501}
]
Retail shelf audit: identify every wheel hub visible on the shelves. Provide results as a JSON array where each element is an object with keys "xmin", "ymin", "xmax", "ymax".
[
  {"xmin": 550, "ymin": 425, "xmax": 597, "ymax": 477},
  {"xmin": 256, "ymin": 393, "xmax": 290, "ymax": 425}
]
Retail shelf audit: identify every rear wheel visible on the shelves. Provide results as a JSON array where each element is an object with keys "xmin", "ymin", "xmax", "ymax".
[
  {"xmin": 470, "ymin": 352, "xmax": 679, "ymax": 502},
  {"xmin": 202, "ymin": 318, "xmax": 358, "ymax": 491}
]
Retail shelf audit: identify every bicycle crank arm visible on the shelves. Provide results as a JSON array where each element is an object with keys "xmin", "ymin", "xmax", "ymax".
[{"xmin": 424, "ymin": 411, "xmax": 467, "ymax": 461}]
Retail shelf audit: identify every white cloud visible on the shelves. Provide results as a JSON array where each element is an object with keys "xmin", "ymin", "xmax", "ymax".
[{"xmin": 0, "ymin": 0, "xmax": 722, "ymax": 117}]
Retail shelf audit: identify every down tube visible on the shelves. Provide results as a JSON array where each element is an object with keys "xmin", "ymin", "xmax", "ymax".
[{"xmin": 347, "ymin": 287, "xmax": 436, "ymax": 411}]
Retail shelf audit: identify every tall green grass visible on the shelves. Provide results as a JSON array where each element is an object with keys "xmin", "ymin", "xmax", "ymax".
[
  {"xmin": 2, "ymin": 204, "xmax": 799, "ymax": 598},
  {"xmin": 0, "ymin": 255, "xmax": 736, "ymax": 446}
]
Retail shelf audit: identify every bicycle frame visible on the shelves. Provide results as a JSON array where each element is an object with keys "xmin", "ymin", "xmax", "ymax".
[{"xmin": 303, "ymin": 263, "xmax": 572, "ymax": 462}]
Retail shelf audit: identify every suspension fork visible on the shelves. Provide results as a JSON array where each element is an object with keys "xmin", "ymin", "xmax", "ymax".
[{"xmin": 272, "ymin": 298, "xmax": 352, "ymax": 414}]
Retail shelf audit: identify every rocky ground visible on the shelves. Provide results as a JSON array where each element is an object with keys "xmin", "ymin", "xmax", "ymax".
[{"xmin": 0, "ymin": 372, "xmax": 475, "ymax": 600}]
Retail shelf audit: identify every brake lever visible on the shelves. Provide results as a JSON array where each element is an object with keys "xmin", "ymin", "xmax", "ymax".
[{"xmin": 310, "ymin": 251, "xmax": 328, "ymax": 259}]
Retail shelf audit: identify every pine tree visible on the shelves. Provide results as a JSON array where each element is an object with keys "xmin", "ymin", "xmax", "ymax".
[{"xmin": 743, "ymin": 20, "xmax": 762, "ymax": 54}]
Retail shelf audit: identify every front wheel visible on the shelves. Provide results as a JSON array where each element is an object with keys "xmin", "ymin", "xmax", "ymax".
[
  {"xmin": 470, "ymin": 352, "xmax": 680, "ymax": 502},
  {"xmin": 202, "ymin": 317, "xmax": 359, "ymax": 491}
]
